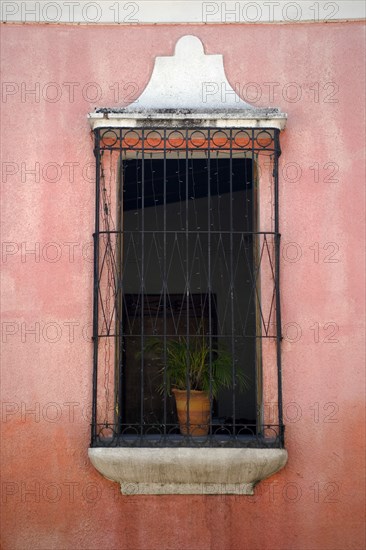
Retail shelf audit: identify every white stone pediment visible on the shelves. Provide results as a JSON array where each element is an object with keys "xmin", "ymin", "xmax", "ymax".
[
  {"xmin": 89, "ymin": 35, "xmax": 287, "ymax": 129},
  {"xmin": 125, "ymin": 34, "xmax": 252, "ymax": 111}
]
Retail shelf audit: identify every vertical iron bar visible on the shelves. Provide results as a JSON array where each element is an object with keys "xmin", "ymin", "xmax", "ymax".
[
  {"xmin": 252, "ymin": 129, "xmax": 262, "ymax": 437},
  {"xmin": 229, "ymin": 130, "xmax": 235, "ymax": 435},
  {"xmin": 140, "ymin": 129, "xmax": 145, "ymax": 436},
  {"xmin": 118, "ymin": 129, "xmax": 124, "ymax": 434},
  {"xmin": 185, "ymin": 130, "xmax": 190, "ymax": 435},
  {"xmin": 163, "ymin": 129, "xmax": 167, "ymax": 436},
  {"xmin": 92, "ymin": 128, "xmax": 101, "ymax": 446},
  {"xmin": 207, "ymin": 129, "xmax": 212, "ymax": 435},
  {"xmin": 274, "ymin": 129, "xmax": 284, "ymax": 445},
  {"xmin": 253, "ymin": 151, "xmax": 259, "ymax": 439}
]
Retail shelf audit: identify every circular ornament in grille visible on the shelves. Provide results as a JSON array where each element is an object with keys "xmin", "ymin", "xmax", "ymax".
[
  {"xmin": 101, "ymin": 129, "xmax": 119, "ymax": 147},
  {"xmin": 255, "ymin": 130, "xmax": 273, "ymax": 149},
  {"xmin": 233, "ymin": 130, "xmax": 251, "ymax": 148},
  {"xmin": 146, "ymin": 130, "xmax": 163, "ymax": 148},
  {"xmin": 167, "ymin": 130, "xmax": 185, "ymax": 148},
  {"xmin": 212, "ymin": 130, "xmax": 229, "ymax": 148},
  {"xmin": 123, "ymin": 130, "xmax": 140, "ymax": 148},
  {"xmin": 189, "ymin": 130, "xmax": 206, "ymax": 148}
]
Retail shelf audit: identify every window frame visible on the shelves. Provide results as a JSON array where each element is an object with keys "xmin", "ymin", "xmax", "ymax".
[{"xmin": 91, "ymin": 124, "xmax": 284, "ymax": 450}]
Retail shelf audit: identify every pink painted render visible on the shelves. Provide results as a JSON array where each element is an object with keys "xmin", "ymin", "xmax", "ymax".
[{"xmin": 1, "ymin": 22, "xmax": 365, "ymax": 550}]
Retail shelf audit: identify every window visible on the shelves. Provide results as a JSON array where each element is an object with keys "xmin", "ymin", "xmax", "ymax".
[{"xmin": 91, "ymin": 126, "xmax": 284, "ymax": 449}]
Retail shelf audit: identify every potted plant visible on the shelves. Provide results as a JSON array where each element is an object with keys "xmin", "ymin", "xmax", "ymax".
[{"xmin": 142, "ymin": 335, "xmax": 250, "ymax": 436}]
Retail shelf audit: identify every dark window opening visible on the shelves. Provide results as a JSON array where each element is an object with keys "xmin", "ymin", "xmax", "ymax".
[{"xmin": 120, "ymin": 157, "xmax": 257, "ymax": 433}]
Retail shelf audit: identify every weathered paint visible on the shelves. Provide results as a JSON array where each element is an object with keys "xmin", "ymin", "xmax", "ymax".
[{"xmin": 1, "ymin": 22, "xmax": 365, "ymax": 550}]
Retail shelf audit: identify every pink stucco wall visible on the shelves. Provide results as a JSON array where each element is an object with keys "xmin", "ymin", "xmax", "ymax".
[{"xmin": 1, "ymin": 22, "xmax": 365, "ymax": 550}]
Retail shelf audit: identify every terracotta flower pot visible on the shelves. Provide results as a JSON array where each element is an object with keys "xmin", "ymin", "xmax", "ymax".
[{"xmin": 172, "ymin": 389, "xmax": 210, "ymax": 436}]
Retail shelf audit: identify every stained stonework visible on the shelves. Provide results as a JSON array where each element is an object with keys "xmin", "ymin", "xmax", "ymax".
[{"xmin": 89, "ymin": 447, "xmax": 288, "ymax": 495}]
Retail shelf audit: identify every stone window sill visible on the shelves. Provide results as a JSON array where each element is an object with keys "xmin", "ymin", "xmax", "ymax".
[{"xmin": 88, "ymin": 447, "xmax": 288, "ymax": 495}]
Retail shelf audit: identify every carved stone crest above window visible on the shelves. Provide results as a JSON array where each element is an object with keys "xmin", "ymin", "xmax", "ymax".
[{"xmin": 89, "ymin": 34, "xmax": 287, "ymax": 129}]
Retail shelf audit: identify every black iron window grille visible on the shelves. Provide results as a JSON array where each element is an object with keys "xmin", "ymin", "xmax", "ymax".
[{"xmin": 91, "ymin": 127, "xmax": 284, "ymax": 448}]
